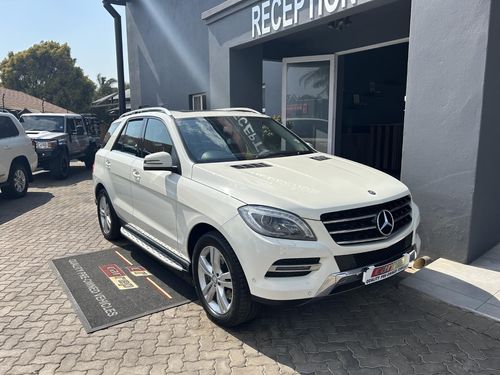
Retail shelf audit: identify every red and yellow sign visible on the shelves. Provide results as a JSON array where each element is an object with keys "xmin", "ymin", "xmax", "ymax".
[
  {"xmin": 127, "ymin": 266, "xmax": 152, "ymax": 277},
  {"xmin": 99, "ymin": 264, "xmax": 138, "ymax": 290}
]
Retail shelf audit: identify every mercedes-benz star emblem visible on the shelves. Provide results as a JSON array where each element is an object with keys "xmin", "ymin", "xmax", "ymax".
[{"xmin": 376, "ymin": 210, "xmax": 395, "ymax": 236}]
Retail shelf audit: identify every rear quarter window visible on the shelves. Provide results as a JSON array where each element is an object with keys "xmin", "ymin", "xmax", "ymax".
[{"xmin": 0, "ymin": 116, "xmax": 20, "ymax": 139}]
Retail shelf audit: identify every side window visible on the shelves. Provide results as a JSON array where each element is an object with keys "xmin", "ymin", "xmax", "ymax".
[
  {"xmin": 67, "ymin": 118, "xmax": 76, "ymax": 134},
  {"xmin": 0, "ymin": 116, "xmax": 20, "ymax": 139},
  {"xmin": 143, "ymin": 118, "xmax": 173, "ymax": 156},
  {"xmin": 75, "ymin": 118, "xmax": 85, "ymax": 135},
  {"xmin": 113, "ymin": 119, "xmax": 144, "ymax": 157},
  {"xmin": 103, "ymin": 121, "xmax": 121, "ymax": 145}
]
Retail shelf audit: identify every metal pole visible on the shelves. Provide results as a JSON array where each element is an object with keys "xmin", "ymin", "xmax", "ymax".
[{"xmin": 103, "ymin": 0, "xmax": 126, "ymax": 116}]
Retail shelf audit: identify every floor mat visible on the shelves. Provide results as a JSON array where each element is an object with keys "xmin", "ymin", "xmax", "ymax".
[{"xmin": 51, "ymin": 246, "xmax": 196, "ymax": 333}]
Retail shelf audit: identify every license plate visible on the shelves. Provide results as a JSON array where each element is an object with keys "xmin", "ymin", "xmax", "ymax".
[{"xmin": 362, "ymin": 254, "xmax": 410, "ymax": 285}]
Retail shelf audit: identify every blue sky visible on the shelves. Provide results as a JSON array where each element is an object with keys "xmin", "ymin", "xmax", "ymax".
[{"xmin": 0, "ymin": 0, "xmax": 129, "ymax": 85}]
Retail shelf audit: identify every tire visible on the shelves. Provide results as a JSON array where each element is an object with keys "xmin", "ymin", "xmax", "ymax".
[
  {"xmin": 192, "ymin": 231, "xmax": 260, "ymax": 327},
  {"xmin": 49, "ymin": 151, "xmax": 70, "ymax": 179},
  {"xmin": 84, "ymin": 144, "xmax": 96, "ymax": 169},
  {"xmin": 96, "ymin": 189, "xmax": 122, "ymax": 240},
  {"xmin": 2, "ymin": 162, "xmax": 28, "ymax": 199}
]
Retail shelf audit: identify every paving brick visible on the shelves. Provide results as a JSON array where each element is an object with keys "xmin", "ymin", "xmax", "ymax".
[{"xmin": 1, "ymin": 164, "xmax": 499, "ymax": 375}]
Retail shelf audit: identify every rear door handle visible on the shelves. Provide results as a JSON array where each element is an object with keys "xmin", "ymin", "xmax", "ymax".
[{"xmin": 105, "ymin": 159, "xmax": 111, "ymax": 168}]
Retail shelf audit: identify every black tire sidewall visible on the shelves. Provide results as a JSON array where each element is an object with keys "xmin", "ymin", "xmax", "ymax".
[
  {"xmin": 4, "ymin": 163, "xmax": 28, "ymax": 198},
  {"xmin": 50, "ymin": 151, "xmax": 70, "ymax": 179},
  {"xmin": 96, "ymin": 189, "xmax": 121, "ymax": 240},
  {"xmin": 192, "ymin": 232, "xmax": 251, "ymax": 326}
]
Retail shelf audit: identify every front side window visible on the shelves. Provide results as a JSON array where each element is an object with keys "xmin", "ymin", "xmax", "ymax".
[
  {"xmin": 113, "ymin": 119, "xmax": 144, "ymax": 156},
  {"xmin": 176, "ymin": 116, "xmax": 313, "ymax": 163},
  {"xmin": 104, "ymin": 121, "xmax": 121, "ymax": 145},
  {"xmin": 20, "ymin": 115, "xmax": 65, "ymax": 132},
  {"xmin": 143, "ymin": 118, "xmax": 173, "ymax": 156},
  {"xmin": 0, "ymin": 116, "xmax": 20, "ymax": 139}
]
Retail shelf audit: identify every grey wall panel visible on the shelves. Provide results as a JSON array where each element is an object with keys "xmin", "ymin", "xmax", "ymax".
[
  {"xmin": 401, "ymin": 0, "xmax": 491, "ymax": 262},
  {"xmin": 126, "ymin": 0, "xmax": 223, "ymax": 110},
  {"xmin": 468, "ymin": 1, "xmax": 500, "ymax": 262}
]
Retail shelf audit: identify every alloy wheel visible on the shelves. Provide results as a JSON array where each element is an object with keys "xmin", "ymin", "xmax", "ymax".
[
  {"xmin": 99, "ymin": 195, "xmax": 112, "ymax": 234},
  {"xmin": 13, "ymin": 169, "xmax": 26, "ymax": 193},
  {"xmin": 197, "ymin": 246, "xmax": 233, "ymax": 315}
]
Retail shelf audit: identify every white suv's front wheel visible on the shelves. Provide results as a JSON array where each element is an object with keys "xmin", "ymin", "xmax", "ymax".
[{"xmin": 192, "ymin": 232, "xmax": 260, "ymax": 327}]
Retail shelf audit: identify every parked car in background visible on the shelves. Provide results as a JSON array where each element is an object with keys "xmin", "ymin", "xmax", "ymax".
[
  {"xmin": 82, "ymin": 114, "xmax": 103, "ymax": 148},
  {"xmin": 20, "ymin": 113, "xmax": 98, "ymax": 179},
  {"xmin": 0, "ymin": 112, "xmax": 38, "ymax": 198},
  {"xmin": 93, "ymin": 107, "xmax": 420, "ymax": 327}
]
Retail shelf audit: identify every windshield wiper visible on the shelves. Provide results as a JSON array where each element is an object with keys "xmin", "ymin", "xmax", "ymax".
[{"xmin": 255, "ymin": 150, "xmax": 313, "ymax": 159}]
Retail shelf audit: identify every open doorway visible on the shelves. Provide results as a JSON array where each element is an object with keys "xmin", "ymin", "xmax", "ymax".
[{"xmin": 335, "ymin": 42, "xmax": 409, "ymax": 178}]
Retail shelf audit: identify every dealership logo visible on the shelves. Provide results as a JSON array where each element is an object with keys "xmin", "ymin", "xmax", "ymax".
[
  {"xmin": 252, "ymin": 0, "xmax": 358, "ymax": 38},
  {"xmin": 376, "ymin": 210, "xmax": 394, "ymax": 236}
]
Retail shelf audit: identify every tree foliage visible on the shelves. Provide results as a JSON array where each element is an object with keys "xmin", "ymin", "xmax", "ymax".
[
  {"xmin": 0, "ymin": 41, "xmax": 96, "ymax": 113},
  {"xmin": 95, "ymin": 73, "xmax": 117, "ymax": 100}
]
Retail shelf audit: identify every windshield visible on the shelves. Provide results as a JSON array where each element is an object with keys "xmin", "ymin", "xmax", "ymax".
[
  {"xmin": 20, "ymin": 116, "xmax": 65, "ymax": 132},
  {"xmin": 176, "ymin": 116, "xmax": 314, "ymax": 163}
]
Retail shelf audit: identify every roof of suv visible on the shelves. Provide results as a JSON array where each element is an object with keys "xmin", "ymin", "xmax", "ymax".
[
  {"xmin": 21, "ymin": 113, "xmax": 81, "ymax": 118},
  {"xmin": 120, "ymin": 107, "xmax": 268, "ymax": 120}
]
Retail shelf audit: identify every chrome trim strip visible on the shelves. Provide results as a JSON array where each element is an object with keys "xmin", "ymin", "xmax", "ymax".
[
  {"xmin": 323, "ymin": 213, "xmax": 375, "ymax": 225},
  {"xmin": 390, "ymin": 202, "xmax": 412, "ymax": 213},
  {"xmin": 268, "ymin": 264, "xmax": 321, "ymax": 273},
  {"xmin": 127, "ymin": 223, "xmax": 190, "ymax": 263},
  {"xmin": 121, "ymin": 227, "xmax": 184, "ymax": 271},
  {"xmin": 395, "ymin": 211, "xmax": 412, "ymax": 222},
  {"xmin": 329, "ymin": 225, "xmax": 377, "ymax": 235},
  {"xmin": 315, "ymin": 249, "xmax": 417, "ymax": 297}
]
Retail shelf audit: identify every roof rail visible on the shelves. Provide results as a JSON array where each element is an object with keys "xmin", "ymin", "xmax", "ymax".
[
  {"xmin": 214, "ymin": 107, "xmax": 262, "ymax": 115},
  {"xmin": 119, "ymin": 107, "xmax": 173, "ymax": 119}
]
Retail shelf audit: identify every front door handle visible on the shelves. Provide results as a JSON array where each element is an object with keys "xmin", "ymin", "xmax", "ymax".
[{"xmin": 132, "ymin": 170, "xmax": 141, "ymax": 181}]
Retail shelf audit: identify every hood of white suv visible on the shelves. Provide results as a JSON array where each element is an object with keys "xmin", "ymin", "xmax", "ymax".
[
  {"xmin": 25, "ymin": 131, "xmax": 65, "ymax": 140},
  {"xmin": 192, "ymin": 153, "xmax": 409, "ymax": 220}
]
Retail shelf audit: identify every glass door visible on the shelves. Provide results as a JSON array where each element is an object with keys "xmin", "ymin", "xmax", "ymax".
[{"xmin": 282, "ymin": 56, "xmax": 335, "ymax": 153}]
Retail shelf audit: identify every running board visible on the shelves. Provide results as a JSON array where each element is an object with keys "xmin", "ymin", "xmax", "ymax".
[{"xmin": 120, "ymin": 227, "xmax": 185, "ymax": 272}]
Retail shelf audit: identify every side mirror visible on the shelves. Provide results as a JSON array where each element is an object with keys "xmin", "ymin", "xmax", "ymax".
[{"xmin": 144, "ymin": 151, "xmax": 174, "ymax": 171}]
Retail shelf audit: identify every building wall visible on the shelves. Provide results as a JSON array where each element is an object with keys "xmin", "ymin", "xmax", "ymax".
[
  {"xmin": 468, "ymin": 0, "xmax": 500, "ymax": 262},
  {"xmin": 401, "ymin": 0, "xmax": 493, "ymax": 262},
  {"xmin": 126, "ymin": 0, "xmax": 223, "ymax": 110}
]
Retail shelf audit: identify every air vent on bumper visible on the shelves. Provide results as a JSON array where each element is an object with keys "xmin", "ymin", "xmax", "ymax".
[{"xmin": 265, "ymin": 258, "xmax": 321, "ymax": 277}]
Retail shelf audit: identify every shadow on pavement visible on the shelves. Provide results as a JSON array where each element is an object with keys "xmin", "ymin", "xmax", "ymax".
[
  {"xmin": 32, "ymin": 162, "xmax": 92, "ymax": 189},
  {"xmin": 0, "ymin": 191, "xmax": 54, "ymax": 225}
]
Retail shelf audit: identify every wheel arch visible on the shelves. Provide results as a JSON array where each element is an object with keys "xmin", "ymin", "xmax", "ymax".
[
  {"xmin": 11, "ymin": 155, "xmax": 33, "ymax": 182},
  {"xmin": 94, "ymin": 182, "xmax": 106, "ymax": 198}
]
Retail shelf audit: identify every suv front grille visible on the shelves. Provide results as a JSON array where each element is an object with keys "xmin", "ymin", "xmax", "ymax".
[{"xmin": 321, "ymin": 195, "xmax": 412, "ymax": 245}]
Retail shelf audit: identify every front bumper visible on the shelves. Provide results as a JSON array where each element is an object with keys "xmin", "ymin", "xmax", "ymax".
[{"xmin": 222, "ymin": 203, "xmax": 421, "ymax": 302}]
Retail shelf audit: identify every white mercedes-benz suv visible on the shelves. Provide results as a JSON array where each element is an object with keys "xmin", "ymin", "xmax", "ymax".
[{"xmin": 93, "ymin": 107, "xmax": 420, "ymax": 326}]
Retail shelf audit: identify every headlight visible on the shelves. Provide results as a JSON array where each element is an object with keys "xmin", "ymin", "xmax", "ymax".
[
  {"xmin": 238, "ymin": 205, "xmax": 316, "ymax": 241},
  {"xmin": 36, "ymin": 140, "xmax": 58, "ymax": 150}
]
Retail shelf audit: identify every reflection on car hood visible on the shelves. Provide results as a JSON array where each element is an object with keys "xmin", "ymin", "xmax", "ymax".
[
  {"xmin": 192, "ymin": 153, "xmax": 410, "ymax": 220},
  {"xmin": 25, "ymin": 131, "xmax": 65, "ymax": 140}
]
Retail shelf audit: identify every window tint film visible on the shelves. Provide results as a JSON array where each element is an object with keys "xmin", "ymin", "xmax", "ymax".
[
  {"xmin": 0, "ymin": 116, "xmax": 20, "ymax": 139},
  {"xmin": 114, "ymin": 119, "xmax": 144, "ymax": 156},
  {"xmin": 143, "ymin": 118, "xmax": 173, "ymax": 155}
]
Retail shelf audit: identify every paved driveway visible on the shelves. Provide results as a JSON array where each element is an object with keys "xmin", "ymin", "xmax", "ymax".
[{"xmin": 1, "ymin": 164, "xmax": 499, "ymax": 375}]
